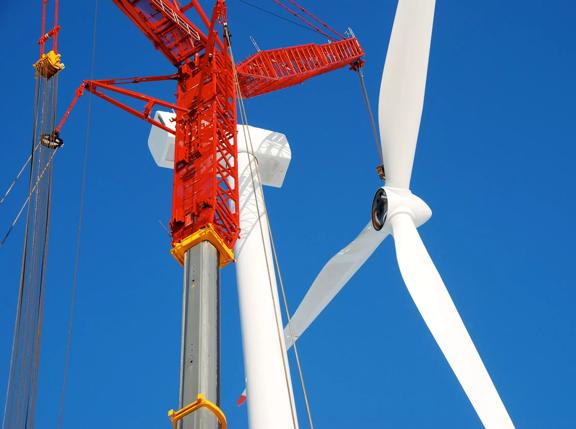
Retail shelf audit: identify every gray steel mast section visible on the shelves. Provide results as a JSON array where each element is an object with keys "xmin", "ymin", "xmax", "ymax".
[{"xmin": 180, "ymin": 243, "xmax": 220, "ymax": 429}]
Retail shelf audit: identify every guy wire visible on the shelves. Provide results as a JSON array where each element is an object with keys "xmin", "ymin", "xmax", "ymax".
[
  {"xmin": 0, "ymin": 71, "xmax": 42, "ymax": 429},
  {"xmin": 57, "ymin": 1, "xmax": 99, "ymax": 427},
  {"xmin": 239, "ymin": 0, "xmax": 319, "ymax": 36}
]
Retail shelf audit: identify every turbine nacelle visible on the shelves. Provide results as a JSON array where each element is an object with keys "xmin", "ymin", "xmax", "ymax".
[{"xmin": 372, "ymin": 186, "xmax": 431, "ymax": 232}]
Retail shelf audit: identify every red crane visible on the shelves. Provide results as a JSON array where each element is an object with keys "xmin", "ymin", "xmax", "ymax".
[{"xmin": 54, "ymin": 0, "xmax": 364, "ymax": 266}]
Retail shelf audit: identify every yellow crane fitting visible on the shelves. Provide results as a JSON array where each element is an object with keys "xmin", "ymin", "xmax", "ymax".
[
  {"xmin": 168, "ymin": 393, "xmax": 227, "ymax": 429},
  {"xmin": 171, "ymin": 223, "xmax": 235, "ymax": 268},
  {"xmin": 33, "ymin": 50, "xmax": 64, "ymax": 79}
]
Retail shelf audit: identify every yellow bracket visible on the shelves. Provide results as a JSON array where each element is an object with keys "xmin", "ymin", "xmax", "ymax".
[
  {"xmin": 171, "ymin": 224, "xmax": 234, "ymax": 268},
  {"xmin": 33, "ymin": 50, "xmax": 64, "ymax": 79},
  {"xmin": 168, "ymin": 393, "xmax": 227, "ymax": 429}
]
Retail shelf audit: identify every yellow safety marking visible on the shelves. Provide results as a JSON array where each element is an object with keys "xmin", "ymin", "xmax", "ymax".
[
  {"xmin": 168, "ymin": 393, "xmax": 227, "ymax": 429},
  {"xmin": 171, "ymin": 224, "xmax": 235, "ymax": 268},
  {"xmin": 33, "ymin": 50, "xmax": 64, "ymax": 79}
]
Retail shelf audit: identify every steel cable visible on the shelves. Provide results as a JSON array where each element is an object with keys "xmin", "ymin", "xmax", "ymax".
[
  {"xmin": 0, "ymin": 143, "xmax": 41, "ymax": 208},
  {"xmin": 57, "ymin": 1, "xmax": 99, "ymax": 428},
  {"xmin": 356, "ymin": 69, "xmax": 384, "ymax": 166},
  {"xmin": 2, "ymin": 67, "xmax": 58, "ymax": 429},
  {"xmin": 239, "ymin": 0, "xmax": 319, "ymax": 36},
  {"xmin": 0, "ymin": 148, "xmax": 59, "ymax": 248}
]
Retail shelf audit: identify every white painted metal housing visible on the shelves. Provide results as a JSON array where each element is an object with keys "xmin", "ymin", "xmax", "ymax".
[
  {"xmin": 148, "ymin": 114, "xmax": 298, "ymax": 429},
  {"xmin": 147, "ymin": 111, "xmax": 291, "ymax": 188}
]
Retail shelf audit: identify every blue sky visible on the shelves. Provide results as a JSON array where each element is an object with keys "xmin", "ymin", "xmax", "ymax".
[{"xmin": 1, "ymin": 1, "xmax": 575, "ymax": 428}]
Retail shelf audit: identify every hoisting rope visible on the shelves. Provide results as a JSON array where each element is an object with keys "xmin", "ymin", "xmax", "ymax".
[
  {"xmin": 355, "ymin": 67, "xmax": 386, "ymax": 179},
  {"xmin": 0, "ymin": 143, "xmax": 41, "ymax": 208},
  {"xmin": 356, "ymin": 68, "xmax": 383, "ymax": 166},
  {"xmin": 56, "ymin": 1, "xmax": 99, "ymax": 428},
  {"xmin": 0, "ymin": 147, "xmax": 59, "ymax": 248},
  {"xmin": 2, "ymin": 54, "xmax": 60, "ymax": 429},
  {"xmin": 224, "ymin": 23, "xmax": 316, "ymax": 429},
  {"xmin": 0, "ymin": 73, "xmax": 43, "ymax": 248},
  {"xmin": 1, "ymin": 68, "xmax": 42, "ymax": 429}
]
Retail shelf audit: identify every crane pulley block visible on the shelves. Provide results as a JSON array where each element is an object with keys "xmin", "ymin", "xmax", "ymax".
[
  {"xmin": 33, "ymin": 50, "xmax": 64, "ymax": 79},
  {"xmin": 40, "ymin": 131, "xmax": 64, "ymax": 149}
]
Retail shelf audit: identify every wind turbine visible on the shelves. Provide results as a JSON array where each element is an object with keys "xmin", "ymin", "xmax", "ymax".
[{"xmin": 282, "ymin": 1, "xmax": 515, "ymax": 427}]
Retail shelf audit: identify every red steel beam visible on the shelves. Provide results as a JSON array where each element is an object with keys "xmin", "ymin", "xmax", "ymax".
[
  {"xmin": 55, "ymin": 75, "xmax": 184, "ymax": 134},
  {"xmin": 236, "ymin": 37, "xmax": 364, "ymax": 98}
]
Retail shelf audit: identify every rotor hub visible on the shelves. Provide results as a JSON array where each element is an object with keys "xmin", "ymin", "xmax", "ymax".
[{"xmin": 371, "ymin": 188, "xmax": 388, "ymax": 231}]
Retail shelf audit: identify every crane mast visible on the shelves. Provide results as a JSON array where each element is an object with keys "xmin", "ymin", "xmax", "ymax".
[
  {"xmin": 113, "ymin": 0, "xmax": 239, "ymax": 264},
  {"xmin": 52, "ymin": 0, "xmax": 365, "ymax": 426}
]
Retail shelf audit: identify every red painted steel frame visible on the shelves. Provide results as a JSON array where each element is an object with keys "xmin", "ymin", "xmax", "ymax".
[
  {"xmin": 56, "ymin": 0, "xmax": 364, "ymax": 256},
  {"xmin": 110, "ymin": 0, "xmax": 239, "ymax": 250},
  {"xmin": 39, "ymin": 0, "xmax": 61, "ymax": 55},
  {"xmin": 55, "ymin": 75, "xmax": 183, "ymax": 135},
  {"xmin": 236, "ymin": 37, "xmax": 364, "ymax": 98},
  {"xmin": 169, "ymin": 1, "xmax": 238, "ymax": 249}
]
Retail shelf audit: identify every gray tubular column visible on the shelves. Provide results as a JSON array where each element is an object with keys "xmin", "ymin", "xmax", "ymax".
[{"xmin": 180, "ymin": 241, "xmax": 220, "ymax": 429}]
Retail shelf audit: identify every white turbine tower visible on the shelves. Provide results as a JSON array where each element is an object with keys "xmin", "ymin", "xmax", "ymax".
[
  {"xmin": 281, "ymin": 0, "xmax": 515, "ymax": 427},
  {"xmin": 148, "ymin": 114, "xmax": 298, "ymax": 429}
]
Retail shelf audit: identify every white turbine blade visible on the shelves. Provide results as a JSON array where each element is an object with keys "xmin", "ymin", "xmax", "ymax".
[
  {"xmin": 284, "ymin": 222, "xmax": 390, "ymax": 350},
  {"xmin": 237, "ymin": 223, "xmax": 389, "ymax": 405},
  {"xmin": 390, "ymin": 213, "xmax": 514, "ymax": 428},
  {"xmin": 379, "ymin": 0, "xmax": 436, "ymax": 189}
]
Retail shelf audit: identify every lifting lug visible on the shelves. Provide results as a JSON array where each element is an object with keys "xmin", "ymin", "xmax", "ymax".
[
  {"xmin": 376, "ymin": 164, "xmax": 386, "ymax": 180},
  {"xmin": 350, "ymin": 58, "xmax": 365, "ymax": 71}
]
